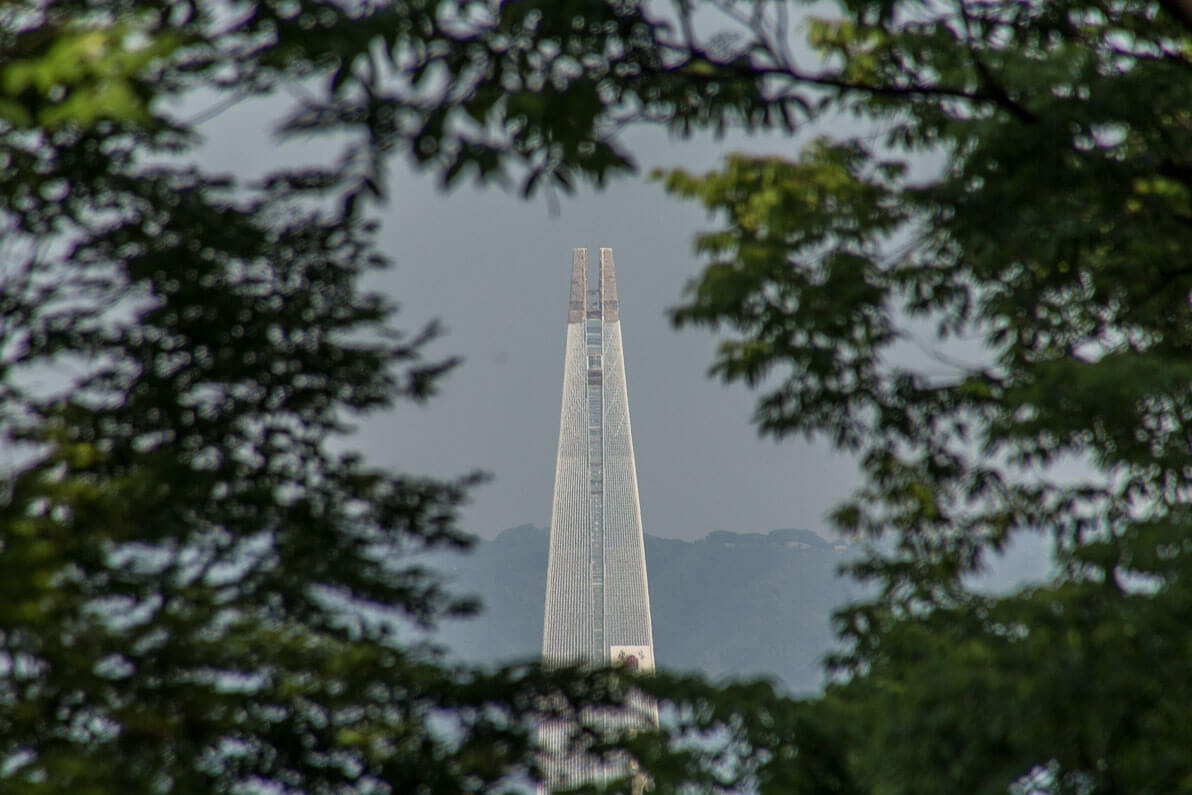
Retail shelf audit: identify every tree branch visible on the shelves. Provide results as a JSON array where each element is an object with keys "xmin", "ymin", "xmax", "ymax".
[
  {"xmin": 660, "ymin": 52, "xmax": 1038, "ymax": 120},
  {"xmin": 957, "ymin": 0, "xmax": 1038, "ymax": 123}
]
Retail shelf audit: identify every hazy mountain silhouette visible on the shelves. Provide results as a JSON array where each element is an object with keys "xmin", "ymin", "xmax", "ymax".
[{"xmin": 429, "ymin": 525, "xmax": 859, "ymax": 693}]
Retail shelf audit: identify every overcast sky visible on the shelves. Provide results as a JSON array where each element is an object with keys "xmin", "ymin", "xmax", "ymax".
[
  {"xmin": 376, "ymin": 128, "xmax": 862, "ymax": 541},
  {"xmin": 195, "ymin": 96, "xmax": 866, "ymax": 542}
]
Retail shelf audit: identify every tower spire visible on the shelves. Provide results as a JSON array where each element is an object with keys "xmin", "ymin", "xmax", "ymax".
[
  {"xmin": 540, "ymin": 248, "xmax": 657, "ymax": 793},
  {"xmin": 569, "ymin": 248, "xmax": 587, "ymax": 324},
  {"xmin": 600, "ymin": 247, "xmax": 619, "ymax": 322}
]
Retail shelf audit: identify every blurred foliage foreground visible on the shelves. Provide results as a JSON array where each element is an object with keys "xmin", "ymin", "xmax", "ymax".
[{"xmin": 4, "ymin": 0, "xmax": 1192, "ymax": 793}]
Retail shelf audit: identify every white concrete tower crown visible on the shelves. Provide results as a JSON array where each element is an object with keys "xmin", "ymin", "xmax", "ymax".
[{"xmin": 539, "ymin": 248, "xmax": 657, "ymax": 792}]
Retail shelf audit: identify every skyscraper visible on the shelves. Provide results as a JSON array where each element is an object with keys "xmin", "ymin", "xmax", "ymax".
[{"xmin": 540, "ymin": 248, "xmax": 657, "ymax": 792}]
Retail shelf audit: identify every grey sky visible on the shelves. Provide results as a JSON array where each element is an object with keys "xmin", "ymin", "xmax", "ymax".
[
  {"xmin": 192, "ymin": 91, "xmax": 1061, "ymax": 558},
  {"xmin": 194, "ymin": 97, "xmax": 861, "ymax": 542},
  {"xmin": 375, "ymin": 126, "xmax": 860, "ymax": 540}
]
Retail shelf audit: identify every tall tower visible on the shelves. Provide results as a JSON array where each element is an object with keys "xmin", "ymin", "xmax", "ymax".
[{"xmin": 540, "ymin": 248, "xmax": 657, "ymax": 792}]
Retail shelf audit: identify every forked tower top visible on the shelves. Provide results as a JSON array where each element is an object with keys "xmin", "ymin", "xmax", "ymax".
[{"xmin": 566, "ymin": 247, "xmax": 621, "ymax": 324}]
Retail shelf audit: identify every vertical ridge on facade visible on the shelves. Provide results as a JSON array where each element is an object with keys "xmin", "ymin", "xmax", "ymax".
[
  {"xmin": 600, "ymin": 247, "xmax": 619, "ymax": 322},
  {"xmin": 568, "ymin": 248, "xmax": 587, "ymax": 324},
  {"xmin": 540, "ymin": 248, "xmax": 657, "ymax": 793}
]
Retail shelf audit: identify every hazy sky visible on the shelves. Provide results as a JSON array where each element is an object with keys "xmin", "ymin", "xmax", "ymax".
[
  {"xmin": 380, "ymin": 127, "xmax": 870, "ymax": 541},
  {"xmin": 198, "ymin": 100, "xmax": 861, "ymax": 542}
]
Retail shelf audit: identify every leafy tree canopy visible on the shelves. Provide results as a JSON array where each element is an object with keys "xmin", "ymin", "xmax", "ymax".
[
  {"xmin": 656, "ymin": 1, "xmax": 1192, "ymax": 793},
  {"xmin": 0, "ymin": 1, "xmax": 672, "ymax": 792},
  {"xmin": 5, "ymin": 0, "xmax": 1192, "ymax": 792}
]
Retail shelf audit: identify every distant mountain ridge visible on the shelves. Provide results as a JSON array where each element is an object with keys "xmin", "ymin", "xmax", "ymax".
[
  {"xmin": 429, "ymin": 525, "xmax": 858, "ymax": 693},
  {"xmin": 704, "ymin": 527, "xmax": 844, "ymax": 549}
]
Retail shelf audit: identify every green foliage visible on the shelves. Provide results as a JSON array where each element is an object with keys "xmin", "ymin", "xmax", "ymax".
[
  {"xmin": 0, "ymin": 0, "xmax": 509, "ymax": 789},
  {"xmin": 652, "ymin": 0, "xmax": 1192, "ymax": 791},
  {"xmin": 0, "ymin": 15, "xmax": 179, "ymax": 127},
  {"xmin": 0, "ymin": 1, "xmax": 801, "ymax": 791},
  {"xmin": 9, "ymin": 0, "xmax": 1192, "ymax": 791}
]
